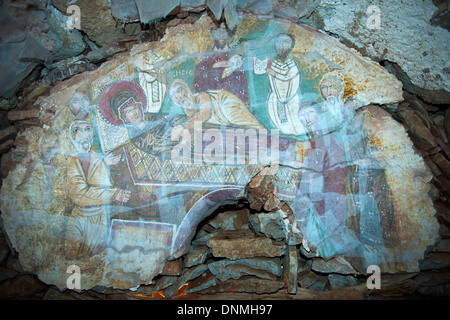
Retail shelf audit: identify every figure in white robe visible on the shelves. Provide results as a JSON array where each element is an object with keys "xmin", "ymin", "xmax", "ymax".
[
  {"xmin": 135, "ymin": 52, "xmax": 166, "ymax": 113},
  {"xmin": 252, "ymin": 33, "xmax": 305, "ymax": 135}
]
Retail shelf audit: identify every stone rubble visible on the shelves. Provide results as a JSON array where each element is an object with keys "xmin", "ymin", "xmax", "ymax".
[{"xmin": 0, "ymin": 177, "xmax": 450, "ymax": 299}]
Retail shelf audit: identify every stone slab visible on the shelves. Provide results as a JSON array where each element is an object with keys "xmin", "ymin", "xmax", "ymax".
[{"xmin": 207, "ymin": 230, "xmax": 286, "ymax": 260}]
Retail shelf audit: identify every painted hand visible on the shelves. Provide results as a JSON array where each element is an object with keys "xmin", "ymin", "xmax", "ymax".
[
  {"xmin": 266, "ymin": 67, "xmax": 276, "ymax": 77},
  {"xmin": 104, "ymin": 153, "xmax": 121, "ymax": 166},
  {"xmin": 115, "ymin": 189, "xmax": 131, "ymax": 203}
]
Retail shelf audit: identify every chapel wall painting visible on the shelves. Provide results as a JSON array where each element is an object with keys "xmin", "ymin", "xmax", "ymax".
[{"xmin": 0, "ymin": 15, "xmax": 438, "ymax": 290}]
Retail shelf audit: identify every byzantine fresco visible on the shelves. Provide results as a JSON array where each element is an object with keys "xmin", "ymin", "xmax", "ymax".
[{"xmin": 0, "ymin": 16, "xmax": 438, "ymax": 290}]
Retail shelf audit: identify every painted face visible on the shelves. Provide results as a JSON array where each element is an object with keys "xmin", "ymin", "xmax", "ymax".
[
  {"xmin": 40, "ymin": 134, "xmax": 59, "ymax": 161},
  {"xmin": 299, "ymin": 107, "xmax": 318, "ymax": 128},
  {"xmin": 72, "ymin": 122, "xmax": 93, "ymax": 141},
  {"xmin": 320, "ymin": 79, "xmax": 339, "ymax": 100},
  {"xmin": 122, "ymin": 103, "xmax": 144, "ymax": 123},
  {"xmin": 69, "ymin": 93, "xmax": 90, "ymax": 119},
  {"xmin": 71, "ymin": 122, "xmax": 93, "ymax": 153},
  {"xmin": 171, "ymin": 83, "xmax": 194, "ymax": 107},
  {"xmin": 275, "ymin": 34, "xmax": 293, "ymax": 57}
]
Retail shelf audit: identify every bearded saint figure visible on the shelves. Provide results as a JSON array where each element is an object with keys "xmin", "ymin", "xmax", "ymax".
[
  {"xmin": 193, "ymin": 23, "xmax": 249, "ymax": 105},
  {"xmin": 65, "ymin": 120, "xmax": 130, "ymax": 259},
  {"xmin": 253, "ymin": 33, "xmax": 304, "ymax": 136}
]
